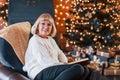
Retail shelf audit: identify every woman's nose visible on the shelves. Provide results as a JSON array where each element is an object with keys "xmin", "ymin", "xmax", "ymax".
[{"xmin": 43, "ymin": 25, "xmax": 50, "ymax": 30}]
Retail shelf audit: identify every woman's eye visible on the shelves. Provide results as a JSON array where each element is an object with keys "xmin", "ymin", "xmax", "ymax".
[
  {"xmin": 41, "ymin": 23, "xmax": 45, "ymax": 25},
  {"xmin": 47, "ymin": 24, "xmax": 52, "ymax": 26},
  {"xmin": 40, "ymin": 22, "xmax": 52, "ymax": 26}
]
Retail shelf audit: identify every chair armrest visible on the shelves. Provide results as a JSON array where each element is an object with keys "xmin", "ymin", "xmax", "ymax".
[{"xmin": 0, "ymin": 64, "xmax": 30, "ymax": 80}]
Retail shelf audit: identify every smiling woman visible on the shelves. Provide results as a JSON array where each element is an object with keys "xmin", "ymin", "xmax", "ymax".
[
  {"xmin": 22, "ymin": 13, "xmax": 104, "ymax": 80},
  {"xmin": 37, "ymin": 20, "xmax": 53, "ymax": 38}
]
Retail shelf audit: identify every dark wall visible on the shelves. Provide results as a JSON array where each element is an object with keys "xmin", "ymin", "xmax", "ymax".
[{"xmin": 8, "ymin": 0, "xmax": 54, "ymax": 25}]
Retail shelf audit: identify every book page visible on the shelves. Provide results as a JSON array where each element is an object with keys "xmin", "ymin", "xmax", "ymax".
[{"xmin": 68, "ymin": 58, "xmax": 89, "ymax": 65}]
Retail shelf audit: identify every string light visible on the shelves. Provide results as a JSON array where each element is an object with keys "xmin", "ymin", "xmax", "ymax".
[
  {"xmin": 62, "ymin": 0, "xmax": 120, "ymax": 50},
  {"xmin": 0, "ymin": 0, "xmax": 9, "ymax": 30},
  {"xmin": 54, "ymin": 0, "xmax": 72, "ymax": 27}
]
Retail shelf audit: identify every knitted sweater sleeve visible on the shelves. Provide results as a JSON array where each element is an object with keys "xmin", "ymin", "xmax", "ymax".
[{"xmin": 50, "ymin": 37, "xmax": 68, "ymax": 63}]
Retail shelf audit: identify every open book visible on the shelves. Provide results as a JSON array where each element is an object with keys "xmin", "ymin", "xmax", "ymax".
[{"xmin": 68, "ymin": 58, "xmax": 90, "ymax": 65}]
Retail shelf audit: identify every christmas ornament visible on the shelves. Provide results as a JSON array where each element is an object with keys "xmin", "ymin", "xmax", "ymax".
[
  {"xmin": 85, "ymin": 12, "xmax": 92, "ymax": 18},
  {"xmin": 70, "ymin": 32, "xmax": 75, "ymax": 38},
  {"xmin": 93, "ymin": 18, "xmax": 100, "ymax": 31}
]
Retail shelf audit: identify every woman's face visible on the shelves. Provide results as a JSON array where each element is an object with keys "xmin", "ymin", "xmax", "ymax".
[{"xmin": 37, "ymin": 20, "xmax": 52, "ymax": 38}]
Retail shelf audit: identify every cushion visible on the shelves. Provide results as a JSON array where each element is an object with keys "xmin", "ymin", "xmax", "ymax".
[
  {"xmin": 0, "ymin": 38, "xmax": 25, "ymax": 74},
  {"xmin": 0, "ymin": 21, "xmax": 31, "ymax": 75},
  {"xmin": 0, "ymin": 21, "xmax": 31, "ymax": 64}
]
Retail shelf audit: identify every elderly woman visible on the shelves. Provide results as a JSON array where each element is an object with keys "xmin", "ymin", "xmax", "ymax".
[{"xmin": 23, "ymin": 13, "xmax": 92, "ymax": 80}]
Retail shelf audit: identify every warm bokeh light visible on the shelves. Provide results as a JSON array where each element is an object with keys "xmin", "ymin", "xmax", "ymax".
[
  {"xmin": 62, "ymin": 0, "xmax": 120, "ymax": 50},
  {"xmin": 0, "ymin": 0, "xmax": 8, "ymax": 30},
  {"xmin": 0, "ymin": 17, "xmax": 7, "ymax": 30},
  {"xmin": 53, "ymin": 0, "xmax": 74, "ymax": 50},
  {"xmin": 54, "ymin": 0, "xmax": 73, "ymax": 27},
  {"xmin": 0, "ymin": 0, "xmax": 6, "ymax": 8}
]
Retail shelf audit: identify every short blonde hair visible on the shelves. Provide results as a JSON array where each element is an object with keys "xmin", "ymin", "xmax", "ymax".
[{"xmin": 31, "ymin": 13, "xmax": 57, "ymax": 37}]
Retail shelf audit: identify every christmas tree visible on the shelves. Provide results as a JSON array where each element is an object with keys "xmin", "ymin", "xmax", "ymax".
[
  {"xmin": 0, "ymin": 0, "xmax": 9, "ymax": 29},
  {"xmin": 0, "ymin": 0, "xmax": 8, "ymax": 21},
  {"xmin": 63, "ymin": 0, "xmax": 120, "ymax": 51}
]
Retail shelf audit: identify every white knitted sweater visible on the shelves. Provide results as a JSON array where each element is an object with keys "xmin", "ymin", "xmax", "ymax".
[{"xmin": 23, "ymin": 34, "xmax": 68, "ymax": 79}]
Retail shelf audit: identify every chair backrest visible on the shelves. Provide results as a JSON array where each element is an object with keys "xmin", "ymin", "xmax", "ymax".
[{"xmin": 0, "ymin": 21, "xmax": 31, "ymax": 76}]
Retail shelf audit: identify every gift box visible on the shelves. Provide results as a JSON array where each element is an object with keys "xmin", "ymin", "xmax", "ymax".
[
  {"xmin": 97, "ymin": 50, "xmax": 115, "ymax": 58},
  {"xmin": 104, "ymin": 66, "xmax": 120, "ymax": 75}
]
